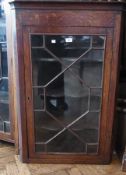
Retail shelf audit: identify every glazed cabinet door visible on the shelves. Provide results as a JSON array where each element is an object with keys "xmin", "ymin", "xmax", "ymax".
[
  {"xmin": 23, "ymin": 26, "xmax": 114, "ymax": 163},
  {"xmin": 0, "ymin": 0, "xmax": 14, "ymax": 142}
]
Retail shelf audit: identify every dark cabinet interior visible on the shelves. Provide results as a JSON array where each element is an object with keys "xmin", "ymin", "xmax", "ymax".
[
  {"xmin": 7, "ymin": 0, "xmax": 126, "ymax": 164},
  {"xmin": 116, "ymin": 14, "xmax": 126, "ymax": 171}
]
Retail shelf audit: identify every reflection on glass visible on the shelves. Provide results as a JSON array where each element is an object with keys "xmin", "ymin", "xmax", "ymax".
[
  {"xmin": 31, "ymin": 34, "xmax": 105, "ymax": 154},
  {"xmin": 0, "ymin": 0, "xmax": 10, "ymax": 133}
]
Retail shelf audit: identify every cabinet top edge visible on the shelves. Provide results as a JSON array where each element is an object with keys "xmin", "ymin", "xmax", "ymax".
[
  {"xmin": 8, "ymin": 0, "xmax": 126, "ymax": 11},
  {"xmin": 8, "ymin": 0, "xmax": 126, "ymax": 4},
  {"xmin": 7, "ymin": 0, "xmax": 126, "ymax": 12}
]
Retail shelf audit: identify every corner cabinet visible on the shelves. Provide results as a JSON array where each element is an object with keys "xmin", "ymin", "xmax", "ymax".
[{"xmin": 9, "ymin": 1, "xmax": 125, "ymax": 164}]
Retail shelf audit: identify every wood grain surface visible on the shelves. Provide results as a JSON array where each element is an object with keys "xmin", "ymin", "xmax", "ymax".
[{"xmin": 0, "ymin": 142, "xmax": 125, "ymax": 175}]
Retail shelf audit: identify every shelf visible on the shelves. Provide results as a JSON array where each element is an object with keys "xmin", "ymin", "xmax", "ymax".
[
  {"xmin": 35, "ymin": 125, "xmax": 99, "ymax": 132},
  {"xmin": 31, "ymin": 46, "xmax": 104, "ymax": 50},
  {"xmin": 35, "ymin": 128, "xmax": 99, "ymax": 149},
  {"xmin": 32, "ymin": 57, "xmax": 103, "ymax": 63}
]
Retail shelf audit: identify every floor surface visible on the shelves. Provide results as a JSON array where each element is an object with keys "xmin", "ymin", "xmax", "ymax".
[{"xmin": 0, "ymin": 141, "xmax": 125, "ymax": 175}]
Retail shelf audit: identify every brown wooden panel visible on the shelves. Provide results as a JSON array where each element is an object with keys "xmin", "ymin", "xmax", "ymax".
[{"xmin": 17, "ymin": 10, "xmax": 115, "ymax": 27}]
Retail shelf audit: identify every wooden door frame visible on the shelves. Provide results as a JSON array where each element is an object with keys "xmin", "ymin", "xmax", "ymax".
[{"xmin": 22, "ymin": 26, "xmax": 115, "ymax": 164}]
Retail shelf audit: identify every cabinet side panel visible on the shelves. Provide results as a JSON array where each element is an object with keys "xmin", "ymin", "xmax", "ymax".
[
  {"xmin": 12, "ymin": 10, "xmax": 28, "ymax": 161},
  {"xmin": 103, "ymin": 13, "xmax": 123, "ymax": 162}
]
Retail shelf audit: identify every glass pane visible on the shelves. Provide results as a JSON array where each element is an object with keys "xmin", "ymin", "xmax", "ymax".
[
  {"xmin": 70, "ymin": 112, "xmax": 100, "ymax": 131},
  {"xmin": 70, "ymin": 112, "xmax": 99, "ymax": 154},
  {"xmin": 47, "ymin": 130, "xmax": 86, "ymax": 153},
  {"xmin": 80, "ymin": 62, "xmax": 103, "ymax": 87},
  {"xmin": 45, "ymin": 35, "xmax": 91, "ymax": 58},
  {"xmin": 33, "ymin": 88, "xmax": 44, "ymax": 110},
  {"xmin": 86, "ymin": 144, "xmax": 98, "ymax": 154},
  {"xmin": 0, "ymin": 0, "xmax": 10, "ymax": 133},
  {"xmin": 31, "ymin": 34, "xmax": 105, "ymax": 154},
  {"xmin": 31, "ymin": 35, "xmax": 43, "ymax": 47},
  {"xmin": 33, "ymin": 60, "xmax": 62, "ymax": 86},
  {"xmin": 32, "ymin": 35, "xmax": 91, "ymax": 86},
  {"xmin": 92, "ymin": 36, "xmax": 105, "ymax": 48},
  {"xmin": 46, "ymin": 72, "xmax": 89, "ymax": 126},
  {"xmin": 35, "ymin": 143, "xmax": 45, "ymax": 153},
  {"xmin": 34, "ymin": 111, "xmax": 63, "ymax": 143},
  {"xmin": 90, "ymin": 88, "xmax": 102, "ymax": 111},
  {"xmin": 1, "ymin": 43, "xmax": 7, "ymax": 77},
  {"xmin": 68, "ymin": 49, "xmax": 104, "ymax": 87}
]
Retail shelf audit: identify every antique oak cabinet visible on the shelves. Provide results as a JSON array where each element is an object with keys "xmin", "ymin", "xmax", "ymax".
[{"xmin": 9, "ymin": 1, "xmax": 126, "ymax": 163}]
